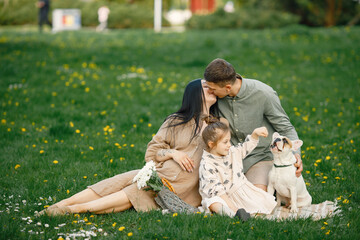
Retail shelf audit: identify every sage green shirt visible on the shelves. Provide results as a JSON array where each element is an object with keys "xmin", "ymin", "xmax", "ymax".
[{"xmin": 216, "ymin": 78, "xmax": 299, "ymax": 173}]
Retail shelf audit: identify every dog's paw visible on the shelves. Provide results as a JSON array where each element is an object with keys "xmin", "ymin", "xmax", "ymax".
[{"xmin": 290, "ymin": 207, "xmax": 298, "ymax": 213}]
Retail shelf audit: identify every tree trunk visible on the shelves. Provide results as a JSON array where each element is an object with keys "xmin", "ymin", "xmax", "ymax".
[{"xmin": 325, "ymin": 0, "xmax": 336, "ymax": 26}]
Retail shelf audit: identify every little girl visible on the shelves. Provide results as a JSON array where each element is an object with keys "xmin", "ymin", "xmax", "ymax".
[{"xmin": 199, "ymin": 122, "xmax": 277, "ymax": 219}]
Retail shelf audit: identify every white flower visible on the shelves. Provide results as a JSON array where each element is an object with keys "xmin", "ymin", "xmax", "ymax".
[{"xmin": 133, "ymin": 161, "xmax": 157, "ymax": 190}]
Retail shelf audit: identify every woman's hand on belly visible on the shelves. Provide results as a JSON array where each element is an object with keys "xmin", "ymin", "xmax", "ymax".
[{"xmin": 172, "ymin": 150, "xmax": 194, "ymax": 173}]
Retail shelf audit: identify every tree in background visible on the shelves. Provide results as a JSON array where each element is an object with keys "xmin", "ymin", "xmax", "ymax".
[{"xmin": 233, "ymin": 0, "xmax": 360, "ymax": 27}]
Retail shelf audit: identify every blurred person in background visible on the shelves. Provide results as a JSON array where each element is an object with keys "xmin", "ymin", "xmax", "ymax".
[
  {"xmin": 97, "ymin": 6, "xmax": 110, "ymax": 32},
  {"xmin": 37, "ymin": 0, "xmax": 52, "ymax": 32}
]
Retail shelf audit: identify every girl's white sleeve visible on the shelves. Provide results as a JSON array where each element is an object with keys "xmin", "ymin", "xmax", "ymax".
[
  {"xmin": 233, "ymin": 135, "xmax": 259, "ymax": 160},
  {"xmin": 199, "ymin": 160, "xmax": 226, "ymax": 198}
]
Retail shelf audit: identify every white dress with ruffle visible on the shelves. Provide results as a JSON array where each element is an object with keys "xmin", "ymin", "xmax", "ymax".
[{"xmin": 199, "ymin": 136, "xmax": 276, "ymax": 215}]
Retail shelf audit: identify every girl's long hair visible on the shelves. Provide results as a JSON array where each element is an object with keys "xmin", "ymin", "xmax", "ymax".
[{"xmin": 166, "ymin": 79, "xmax": 208, "ymax": 141}]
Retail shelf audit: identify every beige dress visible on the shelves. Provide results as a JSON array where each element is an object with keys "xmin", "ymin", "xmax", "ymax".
[
  {"xmin": 199, "ymin": 136, "xmax": 277, "ymax": 215},
  {"xmin": 89, "ymin": 117, "xmax": 206, "ymax": 211}
]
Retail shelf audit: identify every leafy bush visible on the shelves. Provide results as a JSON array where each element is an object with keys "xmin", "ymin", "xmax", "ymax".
[
  {"xmin": 0, "ymin": 0, "xmax": 167, "ymax": 28},
  {"xmin": 186, "ymin": 8, "xmax": 300, "ymax": 29}
]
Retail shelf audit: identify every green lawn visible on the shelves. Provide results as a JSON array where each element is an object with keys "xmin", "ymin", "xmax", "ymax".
[{"xmin": 0, "ymin": 25, "xmax": 359, "ymax": 239}]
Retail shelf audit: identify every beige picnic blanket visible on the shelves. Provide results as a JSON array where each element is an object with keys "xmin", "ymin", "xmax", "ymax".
[{"xmin": 255, "ymin": 201, "xmax": 340, "ymax": 221}]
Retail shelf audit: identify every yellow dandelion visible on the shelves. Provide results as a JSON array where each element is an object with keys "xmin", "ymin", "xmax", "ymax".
[
  {"xmin": 14, "ymin": 164, "xmax": 21, "ymax": 170},
  {"xmin": 57, "ymin": 237, "xmax": 65, "ymax": 240},
  {"xmin": 83, "ymin": 176, "xmax": 87, "ymax": 179},
  {"xmin": 21, "ymin": 128, "xmax": 26, "ymax": 132},
  {"xmin": 40, "ymin": 150, "xmax": 44, "ymax": 154},
  {"xmin": 325, "ymin": 230, "xmax": 330, "ymax": 235},
  {"xmin": 325, "ymin": 156, "xmax": 331, "ymax": 160},
  {"xmin": 302, "ymin": 115, "xmax": 309, "ymax": 122},
  {"xmin": 128, "ymin": 232, "xmax": 133, "ymax": 237},
  {"xmin": 53, "ymin": 160, "xmax": 58, "ymax": 164},
  {"xmin": 148, "ymin": 123, "xmax": 152, "ymax": 127},
  {"xmin": 85, "ymin": 87, "xmax": 90, "ymax": 92},
  {"xmin": 75, "ymin": 129, "xmax": 80, "ymax": 133},
  {"xmin": 94, "ymin": 173, "xmax": 98, "ymax": 177},
  {"xmin": 69, "ymin": 121, "xmax": 74, "ymax": 127},
  {"xmin": 1, "ymin": 119, "xmax": 6, "ymax": 124},
  {"xmin": 118, "ymin": 226, "xmax": 125, "ymax": 231},
  {"xmin": 89, "ymin": 146, "xmax": 94, "ymax": 150},
  {"xmin": 110, "ymin": 159, "xmax": 113, "ymax": 163},
  {"xmin": 43, "ymin": 180, "xmax": 48, "ymax": 183},
  {"xmin": 112, "ymin": 222, "xmax": 117, "ymax": 227},
  {"xmin": 67, "ymin": 189, "xmax": 70, "ymax": 194},
  {"xmin": 130, "ymin": 144, "xmax": 134, "ymax": 148},
  {"xmin": 157, "ymin": 77, "xmax": 163, "ymax": 83},
  {"xmin": 133, "ymin": 124, "xmax": 137, "ymax": 128},
  {"xmin": 172, "ymin": 213, "xmax": 178, "ymax": 217}
]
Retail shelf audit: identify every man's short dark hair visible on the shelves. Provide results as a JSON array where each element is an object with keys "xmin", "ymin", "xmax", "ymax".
[{"xmin": 204, "ymin": 58, "xmax": 237, "ymax": 86}]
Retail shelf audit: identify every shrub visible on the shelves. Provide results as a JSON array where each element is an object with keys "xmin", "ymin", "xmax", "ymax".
[
  {"xmin": 0, "ymin": 0, "xmax": 168, "ymax": 29},
  {"xmin": 186, "ymin": 8, "xmax": 300, "ymax": 30}
]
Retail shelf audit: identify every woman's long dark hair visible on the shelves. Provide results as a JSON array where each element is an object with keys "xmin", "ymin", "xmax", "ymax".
[{"xmin": 166, "ymin": 79, "xmax": 205, "ymax": 140}]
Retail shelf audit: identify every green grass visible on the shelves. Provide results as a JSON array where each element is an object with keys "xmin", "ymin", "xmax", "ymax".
[{"xmin": 0, "ymin": 25, "xmax": 359, "ymax": 239}]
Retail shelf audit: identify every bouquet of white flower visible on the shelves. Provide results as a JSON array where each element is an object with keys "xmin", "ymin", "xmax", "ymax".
[
  {"xmin": 132, "ymin": 161, "xmax": 163, "ymax": 192},
  {"xmin": 133, "ymin": 160, "xmax": 198, "ymax": 214}
]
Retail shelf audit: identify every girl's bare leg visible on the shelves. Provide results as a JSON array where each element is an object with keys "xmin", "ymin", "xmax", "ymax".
[
  {"xmin": 54, "ymin": 189, "xmax": 101, "ymax": 207},
  {"xmin": 210, "ymin": 202, "xmax": 236, "ymax": 217},
  {"xmin": 67, "ymin": 190, "xmax": 132, "ymax": 214}
]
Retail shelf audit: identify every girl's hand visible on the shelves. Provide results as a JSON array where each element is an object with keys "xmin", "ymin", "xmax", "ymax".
[
  {"xmin": 251, "ymin": 127, "xmax": 268, "ymax": 140},
  {"xmin": 172, "ymin": 150, "xmax": 195, "ymax": 173}
]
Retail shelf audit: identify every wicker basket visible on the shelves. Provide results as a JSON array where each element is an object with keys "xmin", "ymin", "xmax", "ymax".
[{"xmin": 155, "ymin": 187, "xmax": 198, "ymax": 214}]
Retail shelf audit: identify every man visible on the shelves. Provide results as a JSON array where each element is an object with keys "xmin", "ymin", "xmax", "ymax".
[
  {"xmin": 37, "ymin": 0, "xmax": 52, "ymax": 32},
  {"xmin": 204, "ymin": 58, "xmax": 302, "ymax": 191}
]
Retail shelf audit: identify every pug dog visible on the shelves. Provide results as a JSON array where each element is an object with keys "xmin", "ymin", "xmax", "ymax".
[{"xmin": 267, "ymin": 132, "xmax": 312, "ymax": 213}]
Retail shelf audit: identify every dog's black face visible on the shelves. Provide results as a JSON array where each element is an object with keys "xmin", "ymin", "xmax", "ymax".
[{"xmin": 270, "ymin": 137, "xmax": 291, "ymax": 152}]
